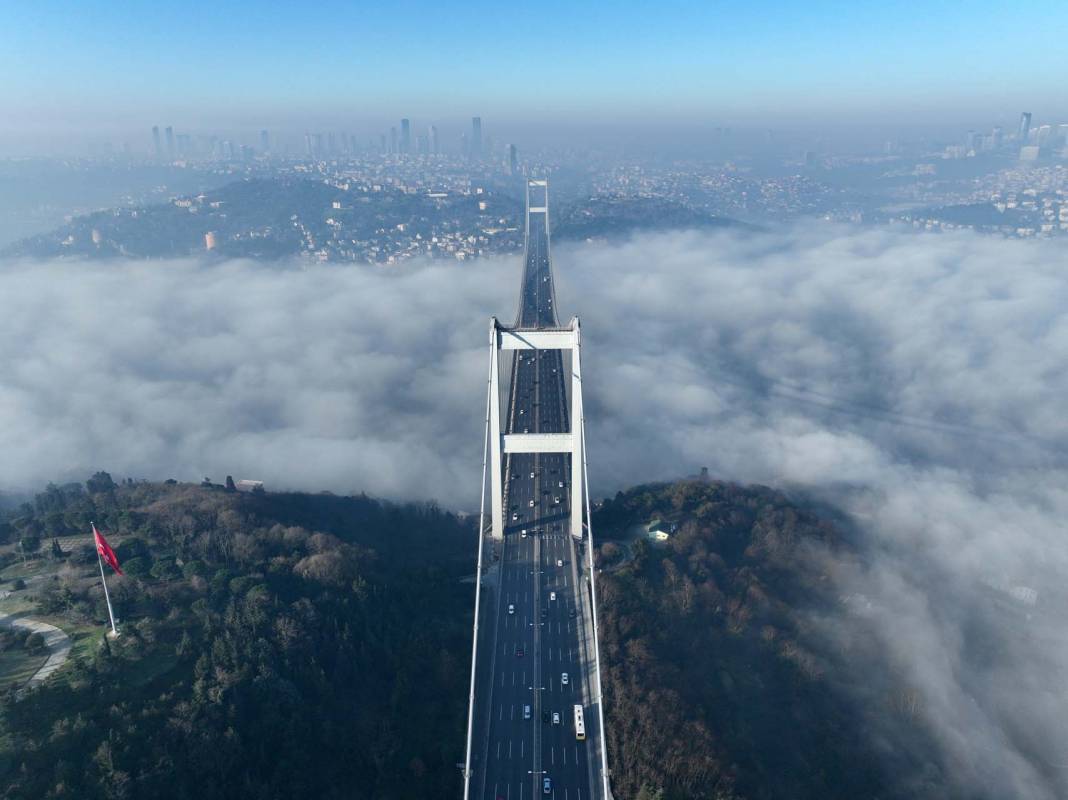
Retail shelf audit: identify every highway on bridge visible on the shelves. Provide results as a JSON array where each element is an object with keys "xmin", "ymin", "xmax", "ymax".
[{"xmin": 470, "ymin": 193, "xmax": 598, "ymax": 800}]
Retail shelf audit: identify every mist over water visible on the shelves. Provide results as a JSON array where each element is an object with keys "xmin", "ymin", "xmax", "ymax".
[{"xmin": 2, "ymin": 225, "xmax": 1068, "ymax": 796}]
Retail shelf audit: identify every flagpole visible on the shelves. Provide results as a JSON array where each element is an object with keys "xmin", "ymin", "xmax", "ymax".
[{"xmin": 92, "ymin": 522, "xmax": 118, "ymax": 636}]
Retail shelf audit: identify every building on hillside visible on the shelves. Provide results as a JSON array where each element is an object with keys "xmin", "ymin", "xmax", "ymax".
[
  {"xmin": 644, "ymin": 518, "xmax": 679, "ymax": 543},
  {"xmin": 235, "ymin": 480, "xmax": 265, "ymax": 493}
]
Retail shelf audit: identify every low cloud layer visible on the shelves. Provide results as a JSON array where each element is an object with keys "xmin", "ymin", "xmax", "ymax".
[{"xmin": 2, "ymin": 225, "xmax": 1068, "ymax": 796}]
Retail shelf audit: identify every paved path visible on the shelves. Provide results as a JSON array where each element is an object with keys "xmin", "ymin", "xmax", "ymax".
[{"xmin": 0, "ymin": 613, "xmax": 72, "ymax": 689}]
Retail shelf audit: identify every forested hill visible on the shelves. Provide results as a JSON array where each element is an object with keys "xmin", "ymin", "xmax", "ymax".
[
  {"xmin": 0, "ymin": 475, "xmax": 952, "ymax": 800},
  {"xmin": 0, "ymin": 477, "xmax": 474, "ymax": 799},
  {"xmin": 593, "ymin": 480, "xmax": 950, "ymax": 800}
]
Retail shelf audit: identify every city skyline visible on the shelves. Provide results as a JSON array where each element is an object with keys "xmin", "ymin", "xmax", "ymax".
[{"xmin": 2, "ymin": 1, "xmax": 1067, "ymax": 154}]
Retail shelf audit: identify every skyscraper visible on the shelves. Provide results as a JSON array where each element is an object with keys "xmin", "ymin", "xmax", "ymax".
[
  {"xmin": 430, "ymin": 125, "xmax": 439, "ymax": 155},
  {"xmin": 471, "ymin": 116, "xmax": 482, "ymax": 159},
  {"xmin": 400, "ymin": 118, "xmax": 411, "ymax": 154},
  {"xmin": 260, "ymin": 129, "xmax": 270, "ymax": 153},
  {"xmin": 1018, "ymin": 112, "xmax": 1032, "ymax": 141},
  {"xmin": 164, "ymin": 126, "xmax": 175, "ymax": 158},
  {"xmin": 152, "ymin": 126, "xmax": 161, "ymax": 158},
  {"xmin": 305, "ymin": 133, "xmax": 313, "ymax": 157},
  {"xmin": 509, "ymin": 143, "xmax": 518, "ymax": 175}
]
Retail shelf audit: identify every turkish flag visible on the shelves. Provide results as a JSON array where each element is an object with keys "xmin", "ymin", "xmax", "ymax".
[{"xmin": 93, "ymin": 524, "xmax": 123, "ymax": 576}]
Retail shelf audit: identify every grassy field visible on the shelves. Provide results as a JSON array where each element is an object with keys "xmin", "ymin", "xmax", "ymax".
[
  {"xmin": 0, "ymin": 538, "xmax": 112, "ymax": 686},
  {"xmin": 0, "ymin": 649, "xmax": 48, "ymax": 691}
]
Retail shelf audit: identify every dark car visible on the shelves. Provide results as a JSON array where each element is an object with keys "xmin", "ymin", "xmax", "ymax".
[
  {"xmin": 542, "ymin": 710, "xmax": 550, "ymax": 723},
  {"xmin": 568, "ymin": 608, "xmax": 576, "ymax": 618},
  {"xmin": 516, "ymin": 646, "xmax": 524, "ymax": 657}
]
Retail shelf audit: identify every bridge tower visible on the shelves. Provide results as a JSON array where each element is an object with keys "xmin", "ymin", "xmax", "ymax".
[{"xmin": 486, "ymin": 317, "xmax": 585, "ymax": 540}]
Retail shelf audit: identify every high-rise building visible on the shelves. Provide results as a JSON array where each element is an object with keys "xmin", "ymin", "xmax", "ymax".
[
  {"xmin": 471, "ymin": 116, "xmax": 482, "ymax": 159},
  {"xmin": 1018, "ymin": 112, "xmax": 1032, "ymax": 141},
  {"xmin": 430, "ymin": 125, "xmax": 439, "ymax": 155},
  {"xmin": 260, "ymin": 129, "xmax": 270, "ymax": 153},
  {"xmin": 509, "ymin": 143, "xmax": 518, "ymax": 175},
  {"xmin": 304, "ymin": 132, "xmax": 313, "ymax": 157},
  {"xmin": 164, "ymin": 126, "xmax": 175, "ymax": 157},
  {"xmin": 380, "ymin": 134, "xmax": 387, "ymax": 153},
  {"xmin": 152, "ymin": 126, "xmax": 161, "ymax": 158},
  {"xmin": 1036, "ymin": 124, "xmax": 1052, "ymax": 147},
  {"xmin": 992, "ymin": 126, "xmax": 1003, "ymax": 148},
  {"xmin": 400, "ymin": 118, "xmax": 411, "ymax": 154}
]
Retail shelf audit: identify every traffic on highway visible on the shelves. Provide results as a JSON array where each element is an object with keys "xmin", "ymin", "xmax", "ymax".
[{"xmin": 472, "ymin": 190, "xmax": 596, "ymax": 799}]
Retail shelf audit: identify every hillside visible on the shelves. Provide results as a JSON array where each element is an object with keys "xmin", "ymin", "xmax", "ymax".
[
  {"xmin": 0, "ymin": 474, "xmax": 955, "ymax": 800},
  {"xmin": 593, "ymin": 480, "xmax": 949, "ymax": 800},
  {"xmin": 0, "ymin": 476, "xmax": 474, "ymax": 799},
  {"xmin": 553, "ymin": 196, "xmax": 746, "ymax": 241}
]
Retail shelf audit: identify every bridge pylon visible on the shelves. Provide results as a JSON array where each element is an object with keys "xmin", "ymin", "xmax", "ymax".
[{"xmin": 487, "ymin": 316, "xmax": 585, "ymax": 541}]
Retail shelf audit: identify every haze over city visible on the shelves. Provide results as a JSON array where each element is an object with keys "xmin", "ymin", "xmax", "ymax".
[{"xmin": 1, "ymin": 3, "xmax": 1067, "ymax": 800}]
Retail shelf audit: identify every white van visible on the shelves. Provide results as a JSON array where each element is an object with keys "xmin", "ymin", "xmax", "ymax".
[{"xmin": 523, "ymin": 704, "xmax": 531, "ymax": 720}]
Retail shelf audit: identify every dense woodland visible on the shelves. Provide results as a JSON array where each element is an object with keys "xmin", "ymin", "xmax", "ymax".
[
  {"xmin": 0, "ymin": 475, "xmax": 957, "ymax": 799},
  {"xmin": 594, "ymin": 480, "xmax": 951, "ymax": 800},
  {"xmin": 0, "ymin": 476, "xmax": 473, "ymax": 799}
]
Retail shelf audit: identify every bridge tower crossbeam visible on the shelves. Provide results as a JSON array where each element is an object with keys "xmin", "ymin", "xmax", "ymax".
[{"xmin": 488, "ymin": 316, "xmax": 585, "ymax": 541}]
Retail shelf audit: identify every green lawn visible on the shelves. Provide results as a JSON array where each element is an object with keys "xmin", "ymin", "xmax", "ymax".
[{"xmin": 0, "ymin": 649, "xmax": 48, "ymax": 691}]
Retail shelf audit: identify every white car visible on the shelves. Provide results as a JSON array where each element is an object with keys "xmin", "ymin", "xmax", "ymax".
[
  {"xmin": 558, "ymin": 481, "xmax": 564, "ymax": 488},
  {"xmin": 521, "ymin": 529, "xmax": 528, "ymax": 538},
  {"xmin": 508, "ymin": 604, "xmax": 515, "ymax": 615},
  {"xmin": 556, "ymin": 559, "xmax": 563, "ymax": 567},
  {"xmin": 530, "ymin": 471, "xmax": 535, "ymax": 479},
  {"xmin": 529, "ymin": 499, "xmax": 535, "ymax": 507},
  {"xmin": 552, "ymin": 711, "xmax": 560, "ymax": 724},
  {"xmin": 550, "ymin": 591, "xmax": 556, "ymax": 601},
  {"xmin": 561, "ymin": 672, "xmax": 568, "ymax": 685},
  {"xmin": 512, "ymin": 513, "xmax": 519, "ymax": 521}
]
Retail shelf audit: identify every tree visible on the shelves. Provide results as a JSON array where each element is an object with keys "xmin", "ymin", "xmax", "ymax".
[{"xmin": 86, "ymin": 471, "xmax": 117, "ymax": 494}]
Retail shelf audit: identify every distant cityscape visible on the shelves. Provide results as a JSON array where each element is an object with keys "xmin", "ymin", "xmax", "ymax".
[{"xmin": 5, "ymin": 111, "xmax": 1068, "ymax": 264}]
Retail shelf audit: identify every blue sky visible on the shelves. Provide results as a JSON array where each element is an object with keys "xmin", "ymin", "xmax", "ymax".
[{"xmin": 1, "ymin": 0, "xmax": 1066, "ymax": 141}]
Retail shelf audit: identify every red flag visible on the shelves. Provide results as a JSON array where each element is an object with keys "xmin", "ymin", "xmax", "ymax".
[{"xmin": 93, "ymin": 524, "xmax": 123, "ymax": 576}]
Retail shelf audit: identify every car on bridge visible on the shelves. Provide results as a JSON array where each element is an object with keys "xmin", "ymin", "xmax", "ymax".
[
  {"xmin": 556, "ymin": 559, "xmax": 563, "ymax": 567},
  {"xmin": 515, "ymin": 646, "xmax": 524, "ymax": 657},
  {"xmin": 543, "ymin": 776, "xmax": 552, "ymax": 794},
  {"xmin": 561, "ymin": 672, "xmax": 568, "ymax": 685},
  {"xmin": 523, "ymin": 704, "xmax": 531, "ymax": 719},
  {"xmin": 508, "ymin": 604, "xmax": 515, "ymax": 615},
  {"xmin": 552, "ymin": 711, "xmax": 560, "ymax": 725}
]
